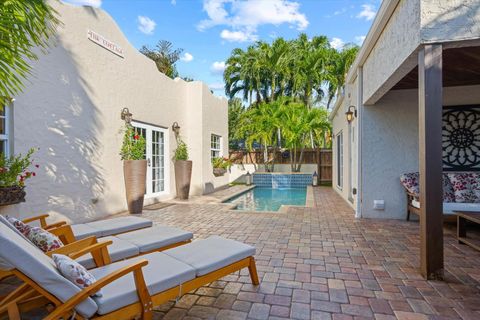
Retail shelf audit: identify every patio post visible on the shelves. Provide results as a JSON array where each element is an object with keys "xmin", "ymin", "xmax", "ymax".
[{"xmin": 418, "ymin": 44, "xmax": 444, "ymax": 280}]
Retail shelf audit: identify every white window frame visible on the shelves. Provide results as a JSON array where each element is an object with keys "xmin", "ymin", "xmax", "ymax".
[
  {"xmin": 211, "ymin": 134, "xmax": 222, "ymax": 160},
  {"xmin": 336, "ymin": 132, "xmax": 343, "ymax": 189},
  {"xmin": 0, "ymin": 104, "xmax": 11, "ymax": 157}
]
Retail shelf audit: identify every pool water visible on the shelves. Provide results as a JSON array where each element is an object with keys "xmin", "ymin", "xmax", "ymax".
[{"xmin": 227, "ymin": 187, "xmax": 306, "ymax": 211}]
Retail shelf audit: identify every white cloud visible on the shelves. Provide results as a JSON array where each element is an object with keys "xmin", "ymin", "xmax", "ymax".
[
  {"xmin": 330, "ymin": 37, "xmax": 345, "ymax": 50},
  {"xmin": 181, "ymin": 52, "xmax": 194, "ymax": 62},
  {"xmin": 334, "ymin": 7, "xmax": 347, "ymax": 16},
  {"xmin": 62, "ymin": 0, "xmax": 102, "ymax": 7},
  {"xmin": 198, "ymin": 0, "xmax": 308, "ymax": 43},
  {"xmin": 355, "ymin": 35, "xmax": 366, "ymax": 45},
  {"xmin": 137, "ymin": 16, "xmax": 156, "ymax": 35},
  {"xmin": 211, "ymin": 61, "xmax": 226, "ymax": 74},
  {"xmin": 209, "ymin": 82, "xmax": 225, "ymax": 91},
  {"xmin": 357, "ymin": 4, "xmax": 376, "ymax": 21},
  {"xmin": 171, "ymin": 0, "xmax": 176, "ymax": 4},
  {"xmin": 220, "ymin": 29, "xmax": 257, "ymax": 42}
]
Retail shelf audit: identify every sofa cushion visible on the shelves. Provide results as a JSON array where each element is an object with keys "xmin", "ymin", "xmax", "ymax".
[
  {"xmin": 76, "ymin": 236, "xmax": 140, "ymax": 269},
  {"xmin": 400, "ymin": 172, "xmax": 419, "ymax": 195},
  {"xmin": 0, "ymin": 221, "xmax": 98, "ymax": 318},
  {"xmin": 85, "ymin": 216, "xmax": 152, "ymax": 237},
  {"xmin": 164, "ymin": 236, "xmax": 256, "ymax": 276},
  {"xmin": 90, "ymin": 252, "xmax": 196, "ymax": 315},
  {"xmin": 447, "ymin": 173, "xmax": 479, "ymax": 203},
  {"xmin": 443, "ymin": 202, "xmax": 480, "ymax": 215},
  {"xmin": 116, "ymin": 225, "xmax": 193, "ymax": 253}
]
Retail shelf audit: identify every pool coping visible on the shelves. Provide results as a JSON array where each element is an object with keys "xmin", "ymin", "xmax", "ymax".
[{"xmin": 224, "ymin": 185, "xmax": 316, "ymax": 212}]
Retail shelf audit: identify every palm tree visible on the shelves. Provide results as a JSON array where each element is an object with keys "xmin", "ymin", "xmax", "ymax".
[
  {"xmin": 0, "ymin": 0, "xmax": 60, "ymax": 106},
  {"xmin": 140, "ymin": 40, "xmax": 183, "ymax": 78}
]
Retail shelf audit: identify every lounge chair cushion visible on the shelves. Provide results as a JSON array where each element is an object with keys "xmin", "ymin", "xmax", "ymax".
[
  {"xmin": 76, "ymin": 236, "xmax": 140, "ymax": 269},
  {"xmin": 0, "ymin": 222, "xmax": 98, "ymax": 318},
  {"xmin": 410, "ymin": 199, "xmax": 480, "ymax": 215},
  {"xmin": 71, "ymin": 223, "xmax": 100, "ymax": 240},
  {"xmin": 84, "ymin": 216, "xmax": 153, "ymax": 238},
  {"xmin": 164, "ymin": 236, "xmax": 256, "ymax": 276},
  {"xmin": 116, "ymin": 225, "xmax": 193, "ymax": 253},
  {"xmin": 90, "ymin": 252, "xmax": 196, "ymax": 315}
]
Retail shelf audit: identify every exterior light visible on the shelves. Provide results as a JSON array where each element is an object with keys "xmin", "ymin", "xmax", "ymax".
[
  {"xmin": 121, "ymin": 107, "xmax": 132, "ymax": 124},
  {"xmin": 245, "ymin": 171, "xmax": 252, "ymax": 186},
  {"xmin": 345, "ymin": 105, "xmax": 357, "ymax": 123},
  {"xmin": 312, "ymin": 171, "xmax": 318, "ymax": 186},
  {"xmin": 172, "ymin": 122, "xmax": 181, "ymax": 136}
]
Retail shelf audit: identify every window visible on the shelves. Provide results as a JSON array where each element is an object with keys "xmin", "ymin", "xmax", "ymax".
[
  {"xmin": 0, "ymin": 105, "xmax": 10, "ymax": 157},
  {"xmin": 336, "ymin": 132, "xmax": 343, "ymax": 189},
  {"xmin": 211, "ymin": 134, "xmax": 222, "ymax": 159}
]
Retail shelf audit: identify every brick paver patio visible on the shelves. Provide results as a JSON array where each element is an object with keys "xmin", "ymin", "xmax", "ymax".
[{"xmin": 4, "ymin": 186, "xmax": 480, "ymax": 319}]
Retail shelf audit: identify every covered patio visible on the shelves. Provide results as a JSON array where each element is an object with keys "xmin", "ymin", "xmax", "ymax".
[{"xmin": 4, "ymin": 187, "xmax": 480, "ymax": 319}]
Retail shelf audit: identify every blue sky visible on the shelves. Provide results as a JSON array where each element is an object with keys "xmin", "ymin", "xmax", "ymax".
[{"xmin": 64, "ymin": 0, "xmax": 380, "ymax": 96}]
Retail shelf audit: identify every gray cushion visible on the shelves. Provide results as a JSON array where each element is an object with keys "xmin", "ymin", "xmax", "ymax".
[
  {"xmin": 90, "ymin": 252, "xmax": 196, "ymax": 315},
  {"xmin": 71, "ymin": 223, "xmax": 100, "ymax": 240},
  {"xmin": 76, "ymin": 236, "xmax": 140, "ymax": 269},
  {"xmin": 116, "ymin": 225, "xmax": 193, "ymax": 253},
  {"xmin": 164, "ymin": 236, "xmax": 256, "ymax": 276},
  {"xmin": 85, "ymin": 216, "xmax": 152, "ymax": 237},
  {"xmin": 0, "ymin": 222, "xmax": 98, "ymax": 318}
]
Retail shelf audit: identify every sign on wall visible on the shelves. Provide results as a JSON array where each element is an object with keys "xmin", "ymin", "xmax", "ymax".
[
  {"xmin": 443, "ymin": 105, "xmax": 480, "ymax": 171},
  {"xmin": 87, "ymin": 30, "xmax": 124, "ymax": 58}
]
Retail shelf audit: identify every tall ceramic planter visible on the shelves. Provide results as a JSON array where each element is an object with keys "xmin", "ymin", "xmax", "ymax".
[
  {"xmin": 123, "ymin": 159, "xmax": 147, "ymax": 214},
  {"xmin": 174, "ymin": 160, "xmax": 192, "ymax": 200}
]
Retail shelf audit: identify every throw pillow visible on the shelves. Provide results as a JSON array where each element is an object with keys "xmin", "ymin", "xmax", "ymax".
[
  {"xmin": 52, "ymin": 254, "xmax": 102, "ymax": 297},
  {"xmin": 471, "ymin": 172, "xmax": 480, "ymax": 202},
  {"xmin": 6, "ymin": 216, "xmax": 33, "ymax": 237},
  {"xmin": 447, "ymin": 173, "xmax": 479, "ymax": 203},
  {"xmin": 442, "ymin": 174, "xmax": 456, "ymax": 203},
  {"xmin": 400, "ymin": 172, "xmax": 419, "ymax": 196},
  {"xmin": 27, "ymin": 227, "xmax": 64, "ymax": 252}
]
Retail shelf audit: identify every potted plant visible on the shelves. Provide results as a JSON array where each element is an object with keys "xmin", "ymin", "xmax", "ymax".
[
  {"xmin": 120, "ymin": 124, "xmax": 146, "ymax": 214},
  {"xmin": 0, "ymin": 148, "xmax": 38, "ymax": 206},
  {"xmin": 173, "ymin": 139, "xmax": 192, "ymax": 200},
  {"xmin": 212, "ymin": 157, "xmax": 232, "ymax": 177}
]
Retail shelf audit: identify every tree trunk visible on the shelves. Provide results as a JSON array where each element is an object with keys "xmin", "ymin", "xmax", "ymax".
[
  {"xmin": 297, "ymin": 148, "xmax": 305, "ymax": 172},
  {"xmin": 290, "ymin": 150, "xmax": 294, "ymax": 172}
]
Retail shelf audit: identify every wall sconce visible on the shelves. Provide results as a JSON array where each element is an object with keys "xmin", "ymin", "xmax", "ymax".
[
  {"xmin": 121, "ymin": 107, "xmax": 132, "ymax": 124},
  {"xmin": 345, "ymin": 105, "xmax": 357, "ymax": 123},
  {"xmin": 172, "ymin": 122, "xmax": 181, "ymax": 136}
]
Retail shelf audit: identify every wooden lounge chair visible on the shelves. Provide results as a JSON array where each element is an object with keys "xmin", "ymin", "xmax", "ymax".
[
  {"xmin": 0, "ymin": 221, "xmax": 259, "ymax": 320},
  {"xmin": 0, "ymin": 215, "xmax": 193, "ymax": 272}
]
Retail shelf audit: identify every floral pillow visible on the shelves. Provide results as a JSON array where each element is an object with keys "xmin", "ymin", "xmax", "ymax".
[
  {"xmin": 400, "ymin": 172, "xmax": 419, "ymax": 195},
  {"xmin": 6, "ymin": 216, "xmax": 33, "ymax": 237},
  {"xmin": 442, "ymin": 174, "xmax": 456, "ymax": 203},
  {"xmin": 447, "ymin": 173, "xmax": 479, "ymax": 203},
  {"xmin": 27, "ymin": 227, "xmax": 64, "ymax": 252},
  {"xmin": 52, "ymin": 254, "xmax": 102, "ymax": 297},
  {"xmin": 470, "ymin": 173, "xmax": 480, "ymax": 202}
]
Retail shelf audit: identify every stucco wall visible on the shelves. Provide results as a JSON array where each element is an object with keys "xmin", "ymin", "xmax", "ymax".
[
  {"xmin": 1, "ymin": 2, "xmax": 228, "ymax": 222},
  {"xmin": 420, "ymin": 0, "xmax": 480, "ymax": 43},
  {"xmin": 362, "ymin": 0, "xmax": 421, "ymax": 105},
  {"xmin": 360, "ymin": 85, "xmax": 480, "ymax": 219}
]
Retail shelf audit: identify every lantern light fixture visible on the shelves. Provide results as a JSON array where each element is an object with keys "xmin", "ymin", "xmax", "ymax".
[
  {"xmin": 172, "ymin": 122, "xmax": 181, "ymax": 136},
  {"xmin": 345, "ymin": 105, "xmax": 357, "ymax": 123},
  {"xmin": 121, "ymin": 107, "xmax": 132, "ymax": 124}
]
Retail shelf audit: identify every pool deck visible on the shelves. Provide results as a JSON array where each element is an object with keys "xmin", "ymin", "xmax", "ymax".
[{"xmin": 4, "ymin": 186, "xmax": 480, "ymax": 319}]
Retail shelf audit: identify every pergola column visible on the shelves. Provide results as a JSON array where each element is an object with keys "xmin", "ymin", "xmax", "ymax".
[{"xmin": 418, "ymin": 44, "xmax": 444, "ymax": 280}]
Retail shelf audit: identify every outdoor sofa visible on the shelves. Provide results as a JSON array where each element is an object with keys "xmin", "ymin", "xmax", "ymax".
[
  {"xmin": 400, "ymin": 172, "xmax": 480, "ymax": 221},
  {"xmin": 0, "ymin": 219, "xmax": 259, "ymax": 319}
]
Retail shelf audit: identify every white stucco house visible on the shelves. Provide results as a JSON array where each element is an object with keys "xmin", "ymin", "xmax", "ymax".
[
  {"xmin": 0, "ymin": 1, "xmax": 228, "ymax": 223},
  {"xmin": 330, "ymin": 0, "xmax": 480, "ymax": 277}
]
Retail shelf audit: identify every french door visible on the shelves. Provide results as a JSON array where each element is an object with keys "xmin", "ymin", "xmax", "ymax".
[{"xmin": 131, "ymin": 121, "xmax": 169, "ymax": 197}]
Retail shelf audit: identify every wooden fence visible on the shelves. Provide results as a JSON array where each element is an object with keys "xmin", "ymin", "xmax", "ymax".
[{"xmin": 229, "ymin": 148, "xmax": 332, "ymax": 183}]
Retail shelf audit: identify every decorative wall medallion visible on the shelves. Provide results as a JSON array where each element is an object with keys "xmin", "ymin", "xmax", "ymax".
[{"xmin": 443, "ymin": 105, "xmax": 480, "ymax": 171}]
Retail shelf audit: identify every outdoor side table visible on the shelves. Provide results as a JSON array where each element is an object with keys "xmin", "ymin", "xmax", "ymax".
[{"xmin": 456, "ymin": 211, "xmax": 480, "ymax": 251}]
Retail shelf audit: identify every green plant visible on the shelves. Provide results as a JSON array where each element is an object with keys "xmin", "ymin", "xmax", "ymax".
[
  {"xmin": 120, "ymin": 125, "xmax": 146, "ymax": 160},
  {"xmin": 0, "ymin": 0, "xmax": 60, "ymax": 106},
  {"xmin": 212, "ymin": 157, "xmax": 232, "ymax": 169},
  {"xmin": 0, "ymin": 148, "xmax": 37, "ymax": 187},
  {"xmin": 173, "ymin": 139, "xmax": 189, "ymax": 161}
]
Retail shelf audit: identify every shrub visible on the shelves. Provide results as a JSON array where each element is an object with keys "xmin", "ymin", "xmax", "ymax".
[
  {"xmin": 120, "ymin": 125, "xmax": 146, "ymax": 160},
  {"xmin": 0, "ymin": 148, "xmax": 38, "ymax": 187},
  {"xmin": 212, "ymin": 157, "xmax": 232, "ymax": 169},
  {"xmin": 173, "ymin": 139, "xmax": 189, "ymax": 161}
]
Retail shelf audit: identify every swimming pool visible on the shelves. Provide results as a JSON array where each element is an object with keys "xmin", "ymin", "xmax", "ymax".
[{"xmin": 227, "ymin": 187, "xmax": 307, "ymax": 211}]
